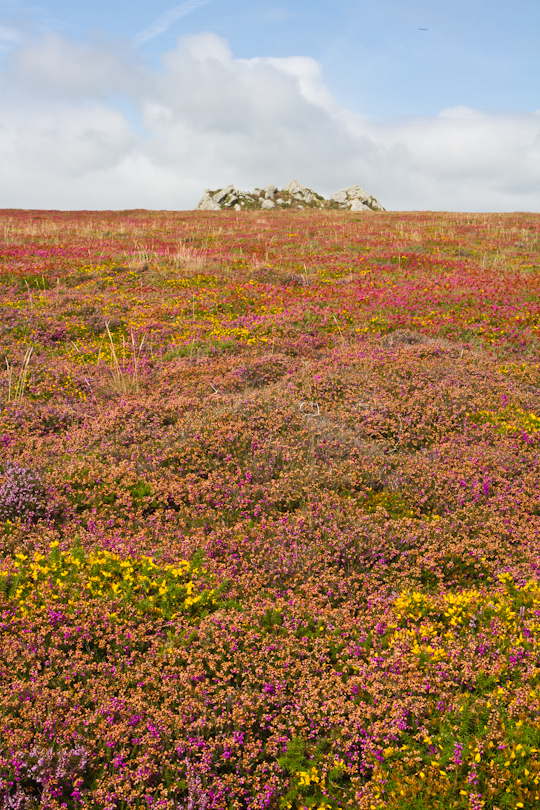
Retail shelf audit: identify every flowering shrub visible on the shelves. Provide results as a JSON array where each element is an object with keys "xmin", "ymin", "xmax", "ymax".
[
  {"xmin": 0, "ymin": 208, "xmax": 539, "ymax": 808},
  {"xmin": 0, "ymin": 462, "xmax": 43, "ymax": 522},
  {"xmin": 469, "ymin": 406, "xmax": 540, "ymax": 435},
  {"xmin": 364, "ymin": 575, "xmax": 540, "ymax": 807},
  {"xmin": 0, "ymin": 746, "xmax": 89, "ymax": 809},
  {"xmin": 279, "ymin": 738, "xmax": 349, "ymax": 809},
  {"xmin": 0, "ymin": 542, "xmax": 219, "ymax": 619}
]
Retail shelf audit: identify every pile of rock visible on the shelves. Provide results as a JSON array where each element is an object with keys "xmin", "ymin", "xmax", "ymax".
[
  {"xmin": 196, "ymin": 181, "xmax": 384, "ymax": 212},
  {"xmin": 329, "ymin": 185, "xmax": 385, "ymax": 212}
]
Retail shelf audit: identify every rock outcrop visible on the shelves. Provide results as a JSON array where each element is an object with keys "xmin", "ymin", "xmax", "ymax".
[
  {"xmin": 197, "ymin": 191, "xmax": 224, "ymax": 211},
  {"xmin": 329, "ymin": 185, "xmax": 385, "ymax": 211},
  {"xmin": 196, "ymin": 181, "xmax": 385, "ymax": 212}
]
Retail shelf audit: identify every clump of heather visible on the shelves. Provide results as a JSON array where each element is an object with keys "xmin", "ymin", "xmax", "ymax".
[
  {"xmin": 0, "ymin": 462, "xmax": 43, "ymax": 522},
  {"xmin": 0, "ymin": 746, "xmax": 89, "ymax": 809}
]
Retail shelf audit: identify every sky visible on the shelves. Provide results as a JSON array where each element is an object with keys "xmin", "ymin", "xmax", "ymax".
[{"xmin": 0, "ymin": 0, "xmax": 538, "ymax": 211}]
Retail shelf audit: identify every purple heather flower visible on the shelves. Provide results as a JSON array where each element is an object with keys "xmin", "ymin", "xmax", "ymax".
[{"xmin": 0, "ymin": 462, "xmax": 43, "ymax": 522}]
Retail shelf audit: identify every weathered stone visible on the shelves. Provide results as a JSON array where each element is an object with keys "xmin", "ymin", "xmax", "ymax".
[
  {"xmin": 196, "ymin": 180, "xmax": 384, "ymax": 211},
  {"xmin": 213, "ymin": 185, "xmax": 234, "ymax": 204},
  {"xmin": 330, "ymin": 184, "xmax": 385, "ymax": 211},
  {"xmin": 197, "ymin": 191, "xmax": 222, "ymax": 211},
  {"xmin": 350, "ymin": 198, "xmax": 372, "ymax": 212},
  {"xmin": 345, "ymin": 185, "xmax": 370, "ymax": 200},
  {"xmin": 234, "ymin": 204, "xmax": 241, "ymax": 211},
  {"xmin": 283, "ymin": 180, "xmax": 315, "ymax": 203}
]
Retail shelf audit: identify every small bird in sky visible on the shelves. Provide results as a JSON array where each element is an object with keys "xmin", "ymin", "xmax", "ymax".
[{"xmin": 418, "ymin": 28, "xmax": 428, "ymax": 30}]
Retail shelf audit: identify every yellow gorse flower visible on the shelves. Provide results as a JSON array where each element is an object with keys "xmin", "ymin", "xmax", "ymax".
[{"xmin": 0, "ymin": 544, "xmax": 218, "ymax": 620}]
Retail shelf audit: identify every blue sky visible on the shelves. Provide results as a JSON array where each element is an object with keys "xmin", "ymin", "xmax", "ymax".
[{"xmin": 0, "ymin": 0, "xmax": 538, "ymax": 210}]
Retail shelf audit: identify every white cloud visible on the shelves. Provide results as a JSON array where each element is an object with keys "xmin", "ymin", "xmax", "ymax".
[
  {"xmin": 0, "ymin": 30, "xmax": 538, "ymax": 211},
  {"xmin": 347, "ymin": 107, "xmax": 540, "ymax": 211},
  {"xmin": 258, "ymin": 56, "xmax": 337, "ymax": 111},
  {"xmin": 0, "ymin": 103, "xmax": 136, "ymax": 177},
  {"xmin": 9, "ymin": 32, "xmax": 145, "ymax": 97}
]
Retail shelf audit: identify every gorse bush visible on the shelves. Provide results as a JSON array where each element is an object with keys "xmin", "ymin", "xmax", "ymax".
[
  {"xmin": 278, "ymin": 738, "xmax": 351, "ymax": 810},
  {"xmin": 368, "ymin": 576, "xmax": 540, "ymax": 808},
  {"xmin": 469, "ymin": 406, "xmax": 540, "ymax": 435},
  {"xmin": 0, "ymin": 542, "xmax": 219, "ymax": 620}
]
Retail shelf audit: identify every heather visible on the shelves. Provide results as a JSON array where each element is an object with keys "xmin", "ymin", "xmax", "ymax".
[{"xmin": 0, "ymin": 207, "xmax": 540, "ymax": 809}]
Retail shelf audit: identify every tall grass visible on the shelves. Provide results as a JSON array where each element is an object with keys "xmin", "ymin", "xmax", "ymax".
[
  {"xmin": 105, "ymin": 324, "xmax": 146, "ymax": 395},
  {"xmin": 5, "ymin": 346, "xmax": 33, "ymax": 403}
]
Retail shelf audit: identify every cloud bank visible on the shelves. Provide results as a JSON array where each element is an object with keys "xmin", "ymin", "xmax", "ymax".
[{"xmin": 0, "ymin": 30, "xmax": 538, "ymax": 211}]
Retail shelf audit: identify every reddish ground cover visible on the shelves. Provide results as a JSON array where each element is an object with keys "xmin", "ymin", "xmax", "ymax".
[{"xmin": 1, "ymin": 208, "xmax": 540, "ymax": 809}]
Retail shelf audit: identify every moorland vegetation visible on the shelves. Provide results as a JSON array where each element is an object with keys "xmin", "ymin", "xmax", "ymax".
[{"xmin": 1, "ymin": 207, "xmax": 540, "ymax": 809}]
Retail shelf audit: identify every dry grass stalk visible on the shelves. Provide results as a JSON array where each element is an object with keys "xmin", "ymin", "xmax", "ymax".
[
  {"xmin": 105, "ymin": 324, "xmax": 146, "ymax": 395},
  {"xmin": 6, "ymin": 346, "xmax": 33, "ymax": 403}
]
